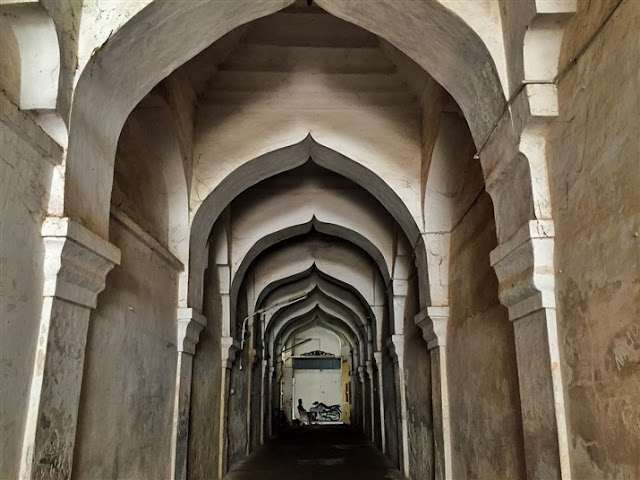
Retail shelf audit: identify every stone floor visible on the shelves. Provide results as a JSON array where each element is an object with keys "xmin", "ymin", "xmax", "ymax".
[{"xmin": 224, "ymin": 425, "xmax": 406, "ymax": 479}]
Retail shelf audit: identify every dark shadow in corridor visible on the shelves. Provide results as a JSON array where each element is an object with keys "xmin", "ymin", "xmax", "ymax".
[{"xmin": 223, "ymin": 425, "xmax": 405, "ymax": 479}]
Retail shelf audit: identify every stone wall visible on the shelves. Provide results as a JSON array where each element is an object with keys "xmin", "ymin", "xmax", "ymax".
[
  {"xmin": 0, "ymin": 97, "xmax": 58, "ymax": 480},
  {"xmin": 73, "ymin": 218, "xmax": 178, "ymax": 479},
  {"xmin": 550, "ymin": 1, "xmax": 640, "ymax": 477},
  {"xmin": 447, "ymin": 192, "xmax": 527, "ymax": 479}
]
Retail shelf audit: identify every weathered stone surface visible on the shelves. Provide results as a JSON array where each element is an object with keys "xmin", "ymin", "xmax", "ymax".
[
  {"xmin": 549, "ymin": 1, "xmax": 640, "ymax": 477},
  {"xmin": 1, "ymin": 2, "xmax": 637, "ymax": 479}
]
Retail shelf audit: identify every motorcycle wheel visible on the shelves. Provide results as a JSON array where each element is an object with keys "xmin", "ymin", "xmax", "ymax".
[{"xmin": 328, "ymin": 410, "xmax": 341, "ymax": 421}]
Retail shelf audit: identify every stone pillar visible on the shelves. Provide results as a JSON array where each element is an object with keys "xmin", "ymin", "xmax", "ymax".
[
  {"xmin": 366, "ymin": 360, "xmax": 376, "ymax": 442},
  {"xmin": 259, "ymin": 359, "xmax": 268, "ymax": 444},
  {"xmin": 266, "ymin": 363, "xmax": 275, "ymax": 438},
  {"xmin": 386, "ymin": 334, "xmax": 409, "ymax": 478},
  {"xmin": 357, "ymin": 366, "xmax": 367, "ymax": 434},
  {"xmin": 490, "ymin": 220, "xmax": 570, "ymax": 480},
  {"xmin": 19, "ymin": 217, "xmax": 120, "ymax": 480},
  {"xmin": 245, "ymin": 344, "xmax": 258, "ymax": 454},
  {"xmin": 415, "ymin": 306, "xmax": 452, "ymax": 480},
  {"xmin": 171, "ymin": 308, "xmax": 206, "ymax": 480},
  {"xmin": 373, "ymin": 351, "xmax": 386, "ymax": 453},
  {"xmin": 218, "ymin": 336, "xmax": 239, "ymax": 479}
]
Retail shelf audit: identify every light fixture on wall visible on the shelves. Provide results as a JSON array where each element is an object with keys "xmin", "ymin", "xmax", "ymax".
[{"xmin": 238, "ymin": 292, "xmax": 309, "ymax": 369}]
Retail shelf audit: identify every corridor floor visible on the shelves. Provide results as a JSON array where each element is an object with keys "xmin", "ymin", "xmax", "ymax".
[{"xmin": 224, "ymin": 426, "xmax": 406, "ymax": 480}]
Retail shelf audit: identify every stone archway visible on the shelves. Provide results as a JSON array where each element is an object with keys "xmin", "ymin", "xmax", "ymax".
[{"xmin": 22, "ymin": 1, "xmax": 576, "ymax": 479}]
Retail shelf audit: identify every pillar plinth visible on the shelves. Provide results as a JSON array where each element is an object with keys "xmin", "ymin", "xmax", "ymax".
[{"xmin": 20, "ymin": 217, "xmax": 120, "ymax": 480}]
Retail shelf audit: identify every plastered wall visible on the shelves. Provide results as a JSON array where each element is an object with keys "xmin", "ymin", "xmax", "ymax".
[
  {"xmin": 0, "ymin": 98, "xmax": 57, "ymax": 480},
  {"xmin": 73, "ymin": 219, "xmax": 179, "ymax": 479},
  {"xmin": 447, "ymin": 192, "xmax": 526, "ymax": 479},
  {"xmin": 550, "ymin": 1, "xmax": 640, "ymax": 477}
]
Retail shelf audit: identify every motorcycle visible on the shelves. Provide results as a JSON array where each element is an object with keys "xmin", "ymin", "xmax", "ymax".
[{"xmin": 309, "ymin": 401, "xmax": 341, "ymax": 422}]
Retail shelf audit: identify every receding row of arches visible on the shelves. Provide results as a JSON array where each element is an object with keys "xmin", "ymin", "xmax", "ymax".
[{"xmin": 3, "ymin": 1, "xmax": 590, "ymax": 480}]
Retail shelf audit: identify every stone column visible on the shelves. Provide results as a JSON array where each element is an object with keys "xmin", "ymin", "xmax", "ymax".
[
  {"xmin": 171, "ymin": 308, "xmax": 206, "ymax": 480},
  {"xmin": 218, "ymin": 336, "xmax": 239, "ymax": 479},
  {"xmin": 19, "ymin": 217, "xmax": 120, "ymax": 480},
  {"xmin": 490, "ymin": 220, "xmax": 570, "ymax": 480},
  {"xmin": 357, "ymin": 366, "xmax": 367, "ymax": 433},
  {"xmin": 266, "ymin": 363, "xmax": 275, "ymax": 438},
  {"xmin": 259, "ymin": 359, "xmax": 268, "ymax": 444},
  {"xmin": 373, "ymin": 351, "xmax": 386, "ymax": 453},
  {"xmin": 245, "ymin": 344, "xmax": 258, "ymax": 454},
  {"xmin": 415, "ymin": 306, "xmax": 452, "ymax": 480},
  {"xmin": 386, "ymin": 334, "xmax": 410, "ymax": 478},
  {"xmin": 366, "ymin": 360, "xmax": 376, "ymax": 442}
]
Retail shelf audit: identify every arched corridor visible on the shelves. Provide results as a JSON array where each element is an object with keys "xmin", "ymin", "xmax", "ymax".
[{"xmin": 1, "ymin": 1, "xmax": 639, "ymax": 480}]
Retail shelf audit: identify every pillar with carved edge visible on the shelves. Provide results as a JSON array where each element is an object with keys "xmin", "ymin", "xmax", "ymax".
[
  {"xmin": 259, "ymin": 359, "xmax": 268, "ymax": 444},
  {"xmin": 490, "ymin": 220, "xmax": 571, "ymax": 480},
  {"xmin": 170, "ymin": 308, "xmax": 206, "ymax": 480},
  {"xmin": 373, "ymin": 351, "xmax": 386, "ymax": 453},
  {"xmin": 415, "ymin": 306, "xmax": 452, "ymax": 480},
  {"xmin": 386, "ymin": 334, "xmax": 410, "ymax": 478},
  {"xmin": 218, "ymin": 336, "xmax": 239, "ymax": 479},
  {"xmin": 357, "ymin": 365, "xmax": 368, "ymax": 434},
  {"xmin": 19, "ymin": 218, "xmax": 120, "ymax": 480},
  {"xmin": 365, "ymin": 360, "xmax": 377, "ymax": 442},
  {"xmin": 244, "ymin": 342, "xmax": 259, "ymax": 455}
]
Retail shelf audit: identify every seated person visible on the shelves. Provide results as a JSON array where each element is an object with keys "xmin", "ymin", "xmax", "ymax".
[{"xmin": 297, "ymin": 399, "xmax": 308, "ymax": 423}]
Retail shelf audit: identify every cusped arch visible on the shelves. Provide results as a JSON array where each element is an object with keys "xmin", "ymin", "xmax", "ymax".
[
  {"xmin": 272, "ymin": 306, "xmax": 364, "ymax": 366},
  {"xmin": 256, "ymin": 267, "xmax": 379, "ymax": 350},
  {"xmin": 265, "ymin": 290, "xmax": 370, "ymax": 362},
  {"xmin": 64, "ymin": 0, "xmax": 507, "ymax": 243},
  {"xmin": 230, "ymin": 216, "xmax": 392, "ymax": 314},
  {"xmin": 280, "ymin": 310, "xmax": 357, "ymax": 351},
  {"xmin": 278, "ymin": 313, "xmax": 357, "ymax": 359},
  {"xmin": 192, "ymin": 137, "xmax": 423, "ymax": 311}
]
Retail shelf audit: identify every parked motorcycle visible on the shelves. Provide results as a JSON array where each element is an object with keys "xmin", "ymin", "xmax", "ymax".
[{"xmin": 309, "ymin": 401, "xmax": 341, "ymax": 422}]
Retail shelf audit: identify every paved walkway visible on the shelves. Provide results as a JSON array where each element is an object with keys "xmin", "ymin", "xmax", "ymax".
[{"xmin": 224, "ymin": 425, "xmax": 405, "ymax": 480}]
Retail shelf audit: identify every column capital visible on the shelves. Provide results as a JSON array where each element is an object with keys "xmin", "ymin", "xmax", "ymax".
[
  {"xmin": 220, "ymin": 336, "xmax": 240, "ymax": 369},
  {"xmin": 385, "ymin": 334, "xmax": 404, "ymax": 365},
  {"xmin": 365, "ymin": 359, "xmax": 375, "ymax": 378},
  {"xmin": 490, "ymin": 220, "xmax": 556, "ymax": 321},
  {"xmin": 41, "ymin": 216, "xmax": 120, "ymax": 308},
  {"xmin": 357, "ymin": 365, "xmax": 367, "ymax": 384},
  {"xmin": 373, "ymin": 351, "xmax": 383, "ymax": 366},
  {"xmin": 176, "ymin": 308, "xmax": 207, "ymax": 355},
  {"xmin": 415, "ymin": 306, "xmax": 449, "ymax": 349},
  {"xmin": 20, "ymin": 218, "xmax": 120, "ymax": 480}
]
